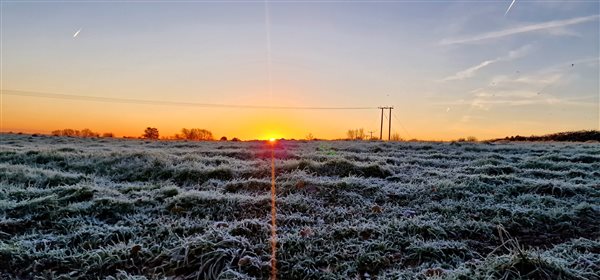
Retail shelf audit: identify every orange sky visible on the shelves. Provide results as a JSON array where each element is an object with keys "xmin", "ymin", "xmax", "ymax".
[
  {"xmin": 1, "ymin": 2, "xmax": 598, "ymax": 140},
  {"xmin": 3, "ymin": 92, "xmax": 595, "ymax": 141}
]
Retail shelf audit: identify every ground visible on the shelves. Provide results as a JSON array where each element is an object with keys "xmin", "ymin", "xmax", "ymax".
[{"xmin": 0, "ymin": 134, "xmax": 599, "ymax": 280}]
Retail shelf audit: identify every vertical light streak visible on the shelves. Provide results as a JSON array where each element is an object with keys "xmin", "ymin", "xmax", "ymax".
[
  {"xmin": 264, "ymin": 0, "xmax": 273, "ymax": 104},
  {"xmin": 266, "ymin": 2, "xmax": 277, "ymax": 274},
  {"xmin": 270, "ymin": 143, "xmax": 278, "ymax": 280}
]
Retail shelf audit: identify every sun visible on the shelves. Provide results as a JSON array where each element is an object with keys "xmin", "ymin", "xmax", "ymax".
[{"xmin": 269, "ymin": 138, "xmax": 276, "ymax": 143}]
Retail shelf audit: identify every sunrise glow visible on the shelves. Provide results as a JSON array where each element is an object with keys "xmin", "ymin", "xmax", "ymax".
[{"xmin": 0, "ymin": 1, "xmax": 598, "ymax": 140}]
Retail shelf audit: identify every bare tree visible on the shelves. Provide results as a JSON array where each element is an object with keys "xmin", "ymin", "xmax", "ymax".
[
  {"xmin": 390, "ymin": 132, "xmax": 402, "ymax": 141},
  {"xmin": 178, "ymin": 128, "xmax": 214, "ymax": 141},
  {"xmin": 80, "ymin": 128, "xmax": 99, "ymax": 138},
  {"xmin": 346, "ymin": 128, "xmax": 366, "ymax": 140},
  {"xmin": 356, "ymin": 128, "xmax": 365, "ymax": 140},
  {"xmin": 347, "ymin": 129, "xmax": 356, "ymax": 140},
  {"xmin": 52, "ymin": 128, "xmax": 100, "ymax": 137},
  {"xmin": 63, "ymin": 129, "xmax": 79, "ymax": 137},
  {"xmin": 143, "ymin": 127, "xmax": 159, "ymax": 140}
]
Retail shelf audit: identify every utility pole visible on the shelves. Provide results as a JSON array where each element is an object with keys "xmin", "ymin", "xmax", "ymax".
[
  {"xmin": 388, "ymin": 107, "xmax": 393, "ymax": 140},
  {"xmin": 379, "ymin": 107, "xmax": 384, "ymax": 140},
  {"xmin": 378, "ymin": 106, "xmax": 393, "ymax": 140},
  {"xmin": 368, "ymin": 130, "xmax": 375, "ymax": 140}
]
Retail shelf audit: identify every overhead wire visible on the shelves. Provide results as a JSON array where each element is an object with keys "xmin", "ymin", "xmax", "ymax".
[
  {"xmin": 393, "ymin": 113, "xmax": 412, "ymax": 140},
  {"xmin": 2, "ymin": 90, "xmax": 378, "ymax": 110}
]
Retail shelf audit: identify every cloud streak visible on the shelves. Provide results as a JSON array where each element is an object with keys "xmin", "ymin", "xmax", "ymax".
[
  {"xmin": 440, "ymin": 14, "xmax": 599, "ymax": 45},
  {"xmin": 441, "ymin": 60, "xmax": 497, "ymax": 81},
  {"xmin": 453, "ymin": 96, "xmax": 595, "ymax": 109},
  {"xmin": 441, "ymin": 58, "xmax": 598, "ymax": 115},
  {"xmin": 441, "ymin": 45, "xmax": 531, "ymax": 81}
]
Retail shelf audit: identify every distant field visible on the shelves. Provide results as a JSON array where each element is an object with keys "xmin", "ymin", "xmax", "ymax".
[{"xmin": 1, "ymin": 134, "xmax": 599, "ymax": 279}]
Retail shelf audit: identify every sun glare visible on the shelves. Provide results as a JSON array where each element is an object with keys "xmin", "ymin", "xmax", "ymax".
[{"xmin": 269, "ymin": 138, "xmax": 276, "ymax": 143}]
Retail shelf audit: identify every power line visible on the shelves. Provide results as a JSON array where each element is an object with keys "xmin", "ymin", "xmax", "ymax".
[
  {"xmin": 2, "ymin": 90, "xmax": 378, "ymax": 110},
  {"xmin": 372, "ymin": 112, "xmax": 381, "ymax": 138},
  {"xmin": 392, "ymin": 113, "xmax": 412, "ymax": 140}
]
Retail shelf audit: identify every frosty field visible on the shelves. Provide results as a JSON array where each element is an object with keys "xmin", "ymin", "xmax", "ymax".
[{"xmin": 1, "ymin": 134, "xmax": 599, "ymax": 280}]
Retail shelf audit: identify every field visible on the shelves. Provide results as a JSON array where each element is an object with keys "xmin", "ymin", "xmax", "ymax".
[{"xmin": 1, "ymin": 134, "xmax": 599, "ymax": 280}]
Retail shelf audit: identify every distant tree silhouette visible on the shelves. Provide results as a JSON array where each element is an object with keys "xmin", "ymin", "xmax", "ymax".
[
  {"xmin": 346, "ymin": 130, "xmax": 355, "ymax": 140},
  {"xmin": 346, "ymin": 128, "xmax": 366, "ymax": 140},
  {"xmin": 456, "ymin": 136, "xmax": 478, "ymax": 142},
  {"xmin": 305, "ymin": 133, "xmax": 315, "ymax": 141},
  {"xmin": 390, "ymin": 133, "xmax": 403, "ymax": 141},
  {"xmin": 498, "ymin": 130, "xmax": 600, "ymax": 142},
  {"xmin": 220, "ymin": 136, "xmax": 228, "ymax": 141},
  {"xmin": 63, "ymin": 129, "xmax": 79, "ymax": 137},
  {"xmin": 80, "ymin": 128, "xmax": 100, "ymax": 138},
  {"xmin": 51, "ymin": 128, "xmax": 100, "ymax": 137},
  {"xmin": 231, "ymin": 137, "xmax": 240, "ymax": 142},
  {"xmin": 102, "ymin": 132, "xmax": 114, "ymax": 138},
  {"xmin": 177, "ymin": 128, "xmax": 214, "ymax": 141},
  {"xmin": 143, "ymin": 127, "xmax": 159, "ymax": 140}
]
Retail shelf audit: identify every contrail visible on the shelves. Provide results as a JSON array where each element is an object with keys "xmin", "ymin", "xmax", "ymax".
[
  {"xmin": 73, "ymin": 28, "xmax": 82, "ymax": 38},
  {"xmin": 504, "ymin": 0, "xmax": 516, "ymax": 16},
  {"xmin": 440, "ymin": 15, "xmax": 599, "ymax": 45}
]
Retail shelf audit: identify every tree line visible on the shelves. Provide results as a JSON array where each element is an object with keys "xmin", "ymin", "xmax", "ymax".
[
  {"xmin": 51, "ymin": 127, "xmax": 240, "ymax": 141},
  {"xmin": 495, "ymin": 130, "xmax": 600, "ymax": 142},
  {"xmin": 50, "ymin": 127, "xmax": 412, "ymax": 141},
  {"xmin": 51, "ymin": 129, "xmax": 113, "ymax": 138}
]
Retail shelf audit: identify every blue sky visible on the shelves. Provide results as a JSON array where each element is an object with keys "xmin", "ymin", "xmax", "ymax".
[{"xmin": 1, "ymin": 0, "xmax": 599, "ymax": 139}]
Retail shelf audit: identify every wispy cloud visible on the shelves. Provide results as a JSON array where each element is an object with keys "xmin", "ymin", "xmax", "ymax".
[
  {"xmin": 440, "ymin": 14, "xmax": 599, "ymax": 45},
  {"xmin": 469, "ymin": 96, "xmax": 595, "ymax": 108},
  {"xmin": 441, "ymin": 45, "xmax": 532, "ymax": 81},
  {"xmin": 441, "ymin": 58, "xmax": 599, "ymax": 112},
  {"xmin": 442, "ymin": 60, "xmax": 497, "ymax": 82},
  {"xmin": 447, "ymin": 93, "xmax": 595, "ymax": 112}
]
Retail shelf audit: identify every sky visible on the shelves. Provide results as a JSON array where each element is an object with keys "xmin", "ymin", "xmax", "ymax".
[{"xmin": 1, "ymin": 0, "xmax": 599, "ymax": 140}]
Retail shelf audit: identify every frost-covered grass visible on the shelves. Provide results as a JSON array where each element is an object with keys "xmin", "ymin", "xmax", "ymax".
[{"xmin": 0, "ymin": 134, "xmax": 599, "ymax": 279}]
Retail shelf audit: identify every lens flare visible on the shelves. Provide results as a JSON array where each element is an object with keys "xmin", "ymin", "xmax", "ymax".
[{"xmin": 270, "ymin": 141, "xmax": 278, "ymax": 280}]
